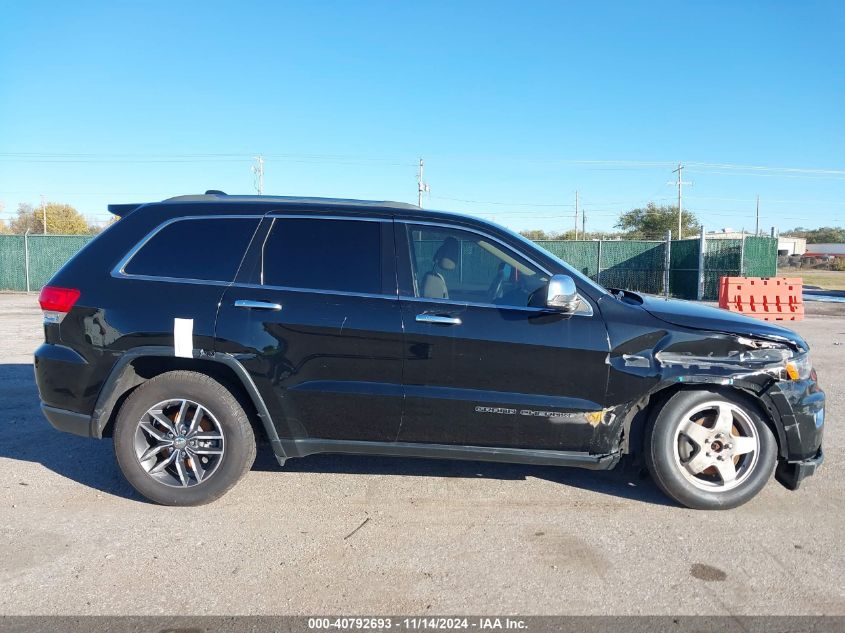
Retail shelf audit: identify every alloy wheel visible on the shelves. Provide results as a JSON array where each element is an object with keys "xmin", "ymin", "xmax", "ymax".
[
  {"xmin": 133, "ymin": 398, "xmax": 225, "ymax": 487},
  {"xmin": 672, "ymin": 400, "xmax": 760, "ymax": 492}
]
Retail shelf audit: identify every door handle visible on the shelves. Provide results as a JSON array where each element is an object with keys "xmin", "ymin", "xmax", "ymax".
[
  {"xmin": 234, "ymin": 299, "xmax": 282, "ymax": 311},
  {"xmin": 416, "ymin": 313, "xmax": 462, "ymax": 325}
]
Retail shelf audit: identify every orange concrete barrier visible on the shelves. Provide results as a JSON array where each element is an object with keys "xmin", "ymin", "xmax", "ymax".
[{"xmin": 718, "ymin": 277, "xmax": 804, "ymax": 321}]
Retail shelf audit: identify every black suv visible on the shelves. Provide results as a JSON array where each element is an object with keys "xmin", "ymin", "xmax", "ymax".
[{"xmin": 34, "ymin": 193, "xmax": 824, "ymax": 509}]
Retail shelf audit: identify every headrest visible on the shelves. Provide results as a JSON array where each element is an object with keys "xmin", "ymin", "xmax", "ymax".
[{"xmin": 434, "ymin": 237, "xmax": 460, "ymax": 271}]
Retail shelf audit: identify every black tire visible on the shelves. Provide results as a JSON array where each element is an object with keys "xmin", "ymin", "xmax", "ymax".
[
  {"xmin": 113, "ymin": 370, "xmax": 256, "ymax": 506},
  {"xmin": 645, "ymin": 389, "xmax": 777, "ymax": 510}
]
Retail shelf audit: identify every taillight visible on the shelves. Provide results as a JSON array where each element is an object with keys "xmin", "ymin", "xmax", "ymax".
[{"xmin": 38, "ymin": 286, "xmax": 80, "ymax": 323}]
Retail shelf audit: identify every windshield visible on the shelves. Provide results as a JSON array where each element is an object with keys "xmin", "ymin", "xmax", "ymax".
[{"xmin": 494, "ymin": 222, "xmax": 611, "ymax": 296}]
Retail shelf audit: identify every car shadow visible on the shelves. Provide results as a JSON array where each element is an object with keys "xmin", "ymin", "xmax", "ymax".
[
  {"xmin": 0, "ymin": 363, "xmax": 143, "ymax": 501},
  {"xmin": 3, "ymin": 362, "xmax": 673, "ymax": 507},
  {"xmin": 252, "ymin": 440, "xmax": 675, "ymax": 508}
]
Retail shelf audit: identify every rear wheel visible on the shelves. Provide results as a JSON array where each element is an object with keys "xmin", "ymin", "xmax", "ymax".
[
  {"xmin": 113, "ymin": 370, "xmax": 256, "ymax": 505},
  {"xmin": 645, "ymin": 389, "xmax": 777, "ymax": 510}
]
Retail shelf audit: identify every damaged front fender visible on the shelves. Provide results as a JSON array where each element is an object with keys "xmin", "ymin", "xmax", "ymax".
[{"xmin": 592, "ymin": 295, "xmax": 810, "ymax": 459}]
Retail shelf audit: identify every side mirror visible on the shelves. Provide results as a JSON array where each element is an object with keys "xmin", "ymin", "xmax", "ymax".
[{"xmin": 546, "ymin": 274, "xmax": 580, "ymax": 312}]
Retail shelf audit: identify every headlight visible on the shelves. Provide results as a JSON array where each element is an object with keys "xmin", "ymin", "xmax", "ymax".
[
  {"xmin": 736, "ymin": 337, "xmax": 811, "ymax": 381},
  {"xmin": 738, "ymin": 346, "xmax": 790, "ymax": 365},
  {"xmin": 655, "ymin": 337, "xmax": 812, "ymax": 381},
  {"xmin": 784, "ymin": 352, "xmax": 812, "ymax": 381}
]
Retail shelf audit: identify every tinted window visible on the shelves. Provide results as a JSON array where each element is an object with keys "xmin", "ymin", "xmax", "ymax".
[
  {"xmin": 262, "ymin": 218, "xmax": 381, "ymax": 294},
  {"xmin": 407, "ymin": 224, "xmax": 547, "ymax": 306},
  {"xmin": 124, "ymin": 217, "xmax": 259, "ymax": 281}
]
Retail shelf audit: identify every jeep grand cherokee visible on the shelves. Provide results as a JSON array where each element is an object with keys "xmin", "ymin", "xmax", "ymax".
[{"xmin": 34, "ymin": 192, "xmax": 824, "ymax": 508}]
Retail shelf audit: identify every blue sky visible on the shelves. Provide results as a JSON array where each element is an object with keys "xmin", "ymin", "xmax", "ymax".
[{"xmin": 1, "ymin": 1, "xmax": 843, "ymax": 233}]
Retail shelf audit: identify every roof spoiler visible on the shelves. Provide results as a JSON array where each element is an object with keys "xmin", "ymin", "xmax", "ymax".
[
  {"xmin": 109, "ymin": 191, "xmax": 226, "ymax": 217},
  {"xmin": 107, "ymin": 203, "xmax": 146, "ymax": 217}
]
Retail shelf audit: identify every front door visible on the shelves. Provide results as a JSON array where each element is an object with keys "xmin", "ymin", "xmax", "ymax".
[
  {"xmin": 396, "ymin": 222, "xmax": 610, "ymax": 452},
  {"xmin": 215, "ymin": 215, "xmax": 404, "ymax": 444}
]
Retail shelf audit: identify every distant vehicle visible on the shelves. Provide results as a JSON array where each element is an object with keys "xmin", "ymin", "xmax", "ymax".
[{"xmin": 34, "ymin": 192, "xmax": 824, "ymax": 508}]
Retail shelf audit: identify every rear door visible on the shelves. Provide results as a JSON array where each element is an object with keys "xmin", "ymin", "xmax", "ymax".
[{"xmin": 215, "ymin": 214, "xmax": 404, "ymax": 444}]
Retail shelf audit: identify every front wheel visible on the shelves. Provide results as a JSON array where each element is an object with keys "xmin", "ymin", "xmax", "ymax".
[
  {"xmin": 645, "ymin": 389, "xmax": 777, "ymax": 510},
  {"xmin": 113, "ymin": 370, "xmax": 256, "ymax": 506}
]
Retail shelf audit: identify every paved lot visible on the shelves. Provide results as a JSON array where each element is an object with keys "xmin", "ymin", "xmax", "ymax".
[{"xmin": 0, "ymin": 293, "xmax": 843, "ymax": 615}]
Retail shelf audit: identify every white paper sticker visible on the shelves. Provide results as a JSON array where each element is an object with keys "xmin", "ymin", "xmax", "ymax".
[{"xmin": 174, "ymin": 318, "xmax": 194, "ymax": 358}]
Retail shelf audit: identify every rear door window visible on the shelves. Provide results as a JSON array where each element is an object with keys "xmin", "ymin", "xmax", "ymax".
[
  {"xmin": 123, "ymin": 217, "xmax": 259, "ymax": 282},
  {"xmin": 261, "ymin": 217, "xmax": 382, "ymax": 294}
]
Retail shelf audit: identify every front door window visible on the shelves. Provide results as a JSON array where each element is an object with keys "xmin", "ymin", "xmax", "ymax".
[{"xmin": 406, "ymin": 225, "xmax": 548, "ymax": 307}]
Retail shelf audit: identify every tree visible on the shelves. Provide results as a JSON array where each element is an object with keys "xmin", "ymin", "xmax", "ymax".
[
  {"xmin": 616, "ymin": 202, "xmax": 700, "ymax": 239},
  {"xmin": 9, "ymin": 202, "xmax": 90, "ymax": 235},
  {"xmin": 519, "ymin": 229, "xmax": 576, "ymax": 240},
  {"xmin": 783, "ymin": 226, "xmax": 845, "ymax": 243},
  {"xmin": 87, "ymin": 215, "xmax": 119, "ymax": 235},
  {"xmin": 520, "ymin": 229, "xmax": 552, "ymax": 241}
]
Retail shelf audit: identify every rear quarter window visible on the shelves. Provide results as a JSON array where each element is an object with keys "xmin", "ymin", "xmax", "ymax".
[{"xmin": 123, "ymin": 217, "xmax": 259, "ymax": 282}]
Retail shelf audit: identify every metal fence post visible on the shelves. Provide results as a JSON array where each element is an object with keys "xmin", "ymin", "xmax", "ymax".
[
  {"xmin": 696, "ymin": 225, "xmax": 705, "ymax": 300},
  {"xmin": 596, "ymin": 239, "xmax": 603, "ymax": 285},
  {"xmin": 24, "ymin": 230, "xmax": 31, "ymax": 293},
  {"xmin": 739, "ymin": 232, "xmax": 746, "ymax": 277},
  {"xmin": 663, "ymin": 230, "xmax": 672, "ymax": 300}
]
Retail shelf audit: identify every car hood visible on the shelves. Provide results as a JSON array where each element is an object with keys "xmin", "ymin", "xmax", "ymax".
[{"xmin": 637, "ymin": 294, "xmax": 807, "ymax": 350}]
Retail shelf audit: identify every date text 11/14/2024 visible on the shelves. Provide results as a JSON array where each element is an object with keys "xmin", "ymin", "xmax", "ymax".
[{"xmin": 307, "ymin": 617, "xmax": 528, "ymax": 630}]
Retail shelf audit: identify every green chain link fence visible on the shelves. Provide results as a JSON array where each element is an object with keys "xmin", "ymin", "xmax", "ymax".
[
  {"xmin": 701, "ymin": 238, "xmax": 742, "ymax": 301},
  {"xmin": 0, "ymin": 234, "xmax": 95, "ymax": 292},
  {"xmin": 0, "ymin": 235, "xmax": 27, "ymax": 291},
  {"xmin": 669, "ymin": 238, "xmax": 701, "ymax": 300},
  {"xmin": 0, "ymin": 232, "xmax": 776, "ymax": 300},
  {"xmin": 537, "ymin": 234, "xmax": 778, "ymax": 300},
  {"xmin": 742, "ymin": 236, "xmax": 778, "ymax": 278}
]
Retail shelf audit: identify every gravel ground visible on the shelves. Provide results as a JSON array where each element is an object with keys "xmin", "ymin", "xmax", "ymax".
[{"xmin": 0, "ymin": 293, "xmax": 843, "ymax": 615}]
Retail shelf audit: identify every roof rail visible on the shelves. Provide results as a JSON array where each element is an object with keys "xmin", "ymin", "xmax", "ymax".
[
  {"xmin": 160, "ymin": 193, "xmax": 420, "ymax": 210},
  {"xmin": 109, "ymin": 193, "xmax": 422, "ymax": 214}
]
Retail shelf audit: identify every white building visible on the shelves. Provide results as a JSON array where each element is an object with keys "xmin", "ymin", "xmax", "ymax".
[
  {"xmin": 705, "ymin": 230, "xmax": 806, "ymax": 256},
  {"xmin": 777, "ymin": 236, "xmax": 807, "ymax": 256}
]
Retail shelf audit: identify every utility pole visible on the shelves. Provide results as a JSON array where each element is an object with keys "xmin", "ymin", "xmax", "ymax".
[
  {"xmin": 582, "ymin": 209, "xmax": 586, "ymax": 238},
  {"xmin": 40, "ymin": 194, "xmax": 46, "ymax": 235},
  {"xmin": 251, "ymin": 155, "xmax": 264, "ymax": 195},
  {"xmin": 755, "ymin": 194, "xmax": 760, "ymax": 235},
  {"xmin": 671, "ymin": 163, "xmax": 692, "ymax": 239},
  {"xmin": 574, "ymin": 190, "xmax": 579, "ymax": 239},
  {"xmin": 417, "ymin": 158, "xmax": 430, "ymax": 208}
]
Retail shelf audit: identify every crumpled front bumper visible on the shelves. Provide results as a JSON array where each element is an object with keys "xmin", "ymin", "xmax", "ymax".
[
  {"xmin": 775, "ymin": 447, "xmax": 824, "ymax": 490},
  {"xmin": 762, "ymin": 375, "xmax": 824, "ymax": 490}
]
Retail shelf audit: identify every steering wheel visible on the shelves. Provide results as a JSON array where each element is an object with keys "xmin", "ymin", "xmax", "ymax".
[{"xmin": 526, "ymin": 285, "xmax": 545, "ymax": 308}]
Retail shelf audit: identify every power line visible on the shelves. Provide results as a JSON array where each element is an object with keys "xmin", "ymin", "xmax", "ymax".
[
  {"xmin": 0, "ymin": 152, "xmax": 417, "ymax": 167},
  {"xmin": 685, "ymin": 161, "xmax": 845, "ymax": 176},
  {"xmin": 685, "ymin": 169, "xmax": 845, "ymax": 181},
  {"xmin": 431, "ymin": 195, "xmax": 574, "ymax": 207},
  {"xmin": 2, "ymin": 152, "xmax": 842, "ymax": 175}
]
